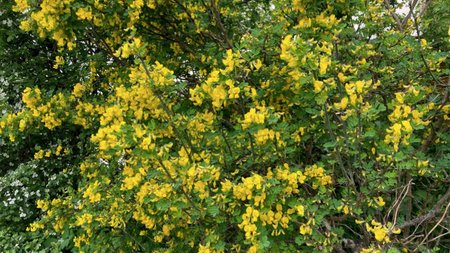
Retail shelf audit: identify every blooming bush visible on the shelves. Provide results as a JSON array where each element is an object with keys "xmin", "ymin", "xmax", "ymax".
[{"xmin": 1, "ymin": 0, "xmax": 449, "ymax": 252}]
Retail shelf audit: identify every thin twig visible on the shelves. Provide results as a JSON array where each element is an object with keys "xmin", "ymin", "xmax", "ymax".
[
  {"xmin": 386, "ymin": 179, "xmax": 412, "ymax": 228},
  {"xmin": 210, "ymin": 0, "xmax": 232, "ymax": 49},
  {"xmin": 415, "ymin": 201, "xmax": 450, "ymax": 250},
  {"xmin": 399, "ymin": 187, "xmax": 450, "ymax": 229}
]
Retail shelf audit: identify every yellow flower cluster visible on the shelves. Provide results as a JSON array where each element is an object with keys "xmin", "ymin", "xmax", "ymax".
[
  {"xmin": 136, "ymin": 180, "xmax": 173, "ymax": 204},
  {"xmin": 27, "ymin": 221, "xmax": 44, "ymax": 232},
  {"xmin": 34, "ymin": 145, "xmax": 64, "ymax": 160},
  {"xmin": 75, "ymin": 213, "xmax": 93, "ymax": 226},
  {"xmin": 90, "ymin": 122, "xmax": 123, "ymax": 153},
  {"xmin": 21, "ymin": 89, "xmax": 70, "ymax": 130},
  {"xmin": 115, "ymin": 82, "xmax": 162, "ymax": 121},
  {"xmin": 238, "ymin": 206, "xmax": 259, "ymax": 240},
  {"xmin": 22, "ymin": 87, "xmax": 41, "ymax": 109},
  {"xmin": 30, "ymin": 0, "xmax": 75, "ymax": 47},
  {"xmin": 274, "ymin": 163, "xmax": 306, "ymax": 195},
  {"xmin": 133, "ymin": 208, "xmax": 156, "ymax": 229},
  {"xmin": 233, "ymin": 174, "xmax": 264, "ymax": 201},
  {"xmin": 53, "ymin": 55, "xmax": 64, "ymax": 69},
  {"xmin": 187, "ymin": 112, "xmax": 215, "ymax": 138},
  {"xmin": 344, "ymin": 80, "xmax": 373, "ymax": 106},
  {"xmin": 72, "ymin": 83, "xmax": 85, "ymax": 98},
  {"xmin": 259, "ymin": 204, "xmax": 292, "ymax": 234},
  {"xmin": 254, "ymin": 128, "xmax": 278, "ymax": 145},
  {"xmin": 299, "ymin": 222, "xmax": 313, "ymax": 235},
  {"xmin": 384, "ymin": 88, "xmax": 433, "ymax": 151},
  {"xmin": 147, "ymin": 61, "xmax": 174, "ymax": 87},
  {"xmin": 304, "ymin": 164, "xmax": 332, "ymax": 189},
  {"xmin": 76, "ymin": 7, "xmax": 93, "ymax": 21},
  {"xmin": 241, "ymin": 106, "xmax": 268, "ymax": 129},
  {"xmin": 13, "ymin": 0, "xmax": 29, "ymax": 12},
  {"xmin": 221, "ymin": 49, "xmax": 243, "ymax": 74},
  {"xmin": 74, "ymin": 102, "xmax": 97, "ymax": 128},
  {"xmin": 82, "ymin": 180, "xmax": 101, "ymax": 203},
  {"xmin": 365, "ymin": 220, "xmax": 390, "ymax": 243},
  {"xmin": 280, "ymin": 35, "xmax": 297, "ymax": 68},
  {"xmin": 190, "ymin": 54, "xmax": 244, "ymax": 109}
]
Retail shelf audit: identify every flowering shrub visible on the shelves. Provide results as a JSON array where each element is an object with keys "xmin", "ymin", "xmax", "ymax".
[{"xmin": 1, "ymin": 0, "xmax": 449, "ymax": 252}]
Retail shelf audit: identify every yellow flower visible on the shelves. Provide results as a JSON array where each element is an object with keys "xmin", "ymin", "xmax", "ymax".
[
  {"xmin": 392, "ymin": 123, "xmax": 402, "ymax": 137},
  {"xmin": 319, "ymin": 56, "xmax": 330, "ymax": 75},
  {"xmin": 254, "ymin": 59, "xmax": 263, "ymax": 70},
  {"xmin": 221, "ymin": 180, "xmax": 233, "ymax": 193},
  {"xmin": 55, "ymin": 145, "xmax": 63, "ymax": 156},
  {"xmin": 373, "ymin": 227, "xmax": 386, "ymax": 242},
  {"xmin": 355, "ymin": 81, "xmax": 364, "ymax": 93},
  {"xmin": 19, "ymin": 19, "xmax": 32, "ymax": 31},
  {"xmin": 12, "ymin": 0, "xmax": 29, "ymax": 12},
  {"xmin": 190, "ymin": 87, "xmax": 204, "ymax": 106},
  {"xmin": 299, "ymin": 224, "xmax": 312, "ymax": 235},
  {"xmin": 76, "ymin": 8, "xmax": 93, "ymax": 21},
  {"xmin": 162, "ymin": 224, "xmax": 171, "ymax": 236},
  {"xmin": 395, "ymin": 92, "xmax": 404, "ymax": 104},
  {"xmin": 313, "ymin": 80, "xmax": 324, "ymax": 93},
  {"xmin": 338, "ymin": 72, "xmax": 346, "ymax": 82},
  {"xmin": 375, "ymin": 196, "xmax": 385, "ymax": 207},
  {"xmin": 211, "ymin": 85, "xmax": 227, "ymax": 109},
  {"xmin": 34, "ymin": 150, "xmax": 45, "ymax": 160},
  {"xmin": 36, "ymin": 199, "xmax": 48, "ymax": 211},
  {"xmin": 198, "ymin": 244, "xmax": 212, "ymax": 253},
  {"xmin": 254, "ymin": 128, "xmax": 276, "ymax": 145},
  {"xmin": 248, "ymin": 245, "xmax": 258, "ymax": 253},
  {"xmin": 366, "ymin": 220, "xmax": 390, "ymax": 243},
  {"xmin": 401, "ymin": 120, "xmax": 413, "ymax": 133},
  {"xmin": 53, "ymin": 56, "xmax": 64, "ymax": 69},
  {"xmin": 72, "ymin": 83, "xmax": 85, "ymax": 98},
  {"xmin": 27, "ymin": 222, "xmax": 44, "ymax": 232},
  {"xmin": 19, "ymin": 119, "xmax": 26, "ymax": 131},
  {"xmin": 83, "ymin": 181, "xmax": 101, "ymax": 203},
  {"xmin": 355, "ymin": 219, "xmax": 365, "ymax": 224},
  {"xmin": 392, "ymin": 227, "xmax": 401, "ymax": 234},
  {"xmin": 228, "ymin": 86, "xmax": 240, "ymax": 99},
  {"xmin": 295, "ymin": 205, "xmax": 305, "ymax": 216},
  {"xmin": 280, "ymin": 35, "xmax": 297, "ymax": 67},
  {"xmin": 241, "ymin": 107, "xmax": 267, "ymax": 129},
  {"xmin": 420, "ymin": 39, "xmax": 427, "ymax": 47},
  {"xmin": 22, "ymin": 87, "xmax": 41, "ymax": 109},
  {"xmin": 222, "ymin": 49, "xmax": 235, "ymax": 72},
  {"xmin": 121, "ymin": 173, "xmax": 142, "ymax": 190},
  {"xmin": 334, "ymin": 96, "xmax": 348, "ymax": 110},
  {"xmin": 75, "ymin": 213, "xmax": 93, "ymax": 226}
]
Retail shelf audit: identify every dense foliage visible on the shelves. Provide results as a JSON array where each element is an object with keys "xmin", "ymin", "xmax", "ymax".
[{"xmin": 0, "ymin": 0, "xmax": 449, "ymax": 252}]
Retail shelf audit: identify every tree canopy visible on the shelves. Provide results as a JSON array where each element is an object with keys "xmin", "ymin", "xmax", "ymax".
[{"xmin": 0, "ymin": 0, "xmax": 449, "ymax": 252}]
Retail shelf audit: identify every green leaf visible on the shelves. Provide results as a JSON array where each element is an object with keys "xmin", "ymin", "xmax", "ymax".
[
  {"xmin": 207, "ymin": 205, "xmax": 220, "ymax": 217},
  {"xmin": 294, "ymin": 236, "xmax": 304, "ymax": 246},
  {"xmin": 387, "ymin": 248, "xmax": 400, "ymax": 253},
  {"xmin": 323, "ymin": 142, "xmax": 336, "ymax": 148}
]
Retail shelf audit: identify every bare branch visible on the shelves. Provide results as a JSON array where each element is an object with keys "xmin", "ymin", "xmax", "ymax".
[{"xmin": 398, "ymin": 187, "xmax": 450, "ymax": 229}]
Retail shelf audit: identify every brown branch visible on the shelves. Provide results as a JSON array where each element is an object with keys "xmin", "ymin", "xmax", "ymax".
[
  {"xmin": 323, "ymin": 102, "xmax": 356, "ymax": 189},
  {"xmin": 415, "ymin": 201, "xmax": 450, "ymax": 249},
  {"xmin": 142, "ymin": 23, "xmax": 195, "ymax": 54},
  {"xmin": 210, "ymin": 0, "xmax": 232, "ymax": 49},
  {"xmin": 401, "ymin": 0, "xmax": 420, "ymax": 28},
  {"xmin": 398, "ymin": 187, "xmax": 450, "ymax": 229},
  {"xmin": 383, "ymin": 0, "xmax": 404, "ymax": 31}
]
